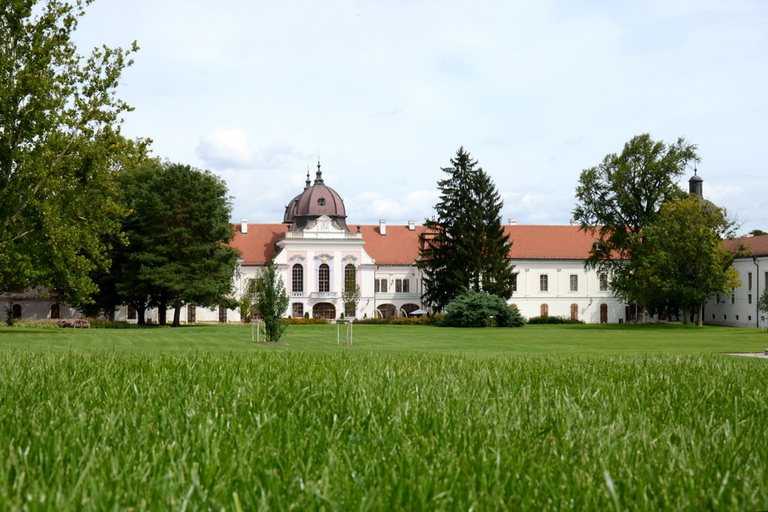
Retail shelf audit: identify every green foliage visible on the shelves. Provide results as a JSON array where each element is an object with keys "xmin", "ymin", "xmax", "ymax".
[
  {"xmin": 527, "ymin": 315, "xmax": 584, "ymax": 325},
  {"xmin": 107, "ymin": 160, "xmax": 240, "ymax": 326},
  {"xmin": 635, "ymin": 195, "xmax": 741, "ymax": 325},
  {"xmin": 254, "ymin": 260, "xmax": 290, "ymax": 342},
  {"xmin": 573, "ymin": 134, "xmax": 698, "ymax": 312},
  {"xmin": 0, "ymin": 0, "xmax": 145, "ymax": 302},
  {"xmin": 758, "ymin": 288, "xmax": 768, "ymax": 317},
  {"xmin": 442, "ymin": 289, "xmax": 524, "ymax": 327},
  {"xmin": 419, "ymin": 147, "xmax": 517, "ymax": 311},
  {"xmin": 1, "ymin": 350, "xmax": 768, "ymax": 509}
]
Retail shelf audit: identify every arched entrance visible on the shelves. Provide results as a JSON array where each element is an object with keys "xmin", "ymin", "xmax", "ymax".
[
  {"xmin": 377, "ymin": 304, "xmax": 396, "ymax": 318},
  {"xmin": 313, "ymin": 302, "xmax": 336, "ymax": 320},
  {"xmin": 401, "ymin": 303, "xmax": 420, "ymax": 316},
  {"xmin": 11, "ymin": 304, "xmax": 21, "ymax": 319}
]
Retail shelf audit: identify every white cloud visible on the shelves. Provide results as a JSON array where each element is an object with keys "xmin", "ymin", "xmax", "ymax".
[{"xmin": 196, "ymin": 130, "xmax": 303, "ymax": 171}]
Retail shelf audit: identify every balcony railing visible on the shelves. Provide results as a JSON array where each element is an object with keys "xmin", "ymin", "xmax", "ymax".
[{"xmin": 309, "ymin": 292, "xmax": 339, "ymax": 299}]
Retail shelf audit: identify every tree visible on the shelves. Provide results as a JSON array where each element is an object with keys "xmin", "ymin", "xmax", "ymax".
[
  {"xmin": 572, "ymin": 134, "xmax": 699, "ymax": 320},
  {"xmin": 418, "ymin": 147, "xmax": 516, "ymax": 311},
  {"xmin": 111, "ymin": 160, "xmax": 240, "ymax": 326},
  {"xmin": 442, "ymin": 289, "xmax": 525, "ymax": 327},
  {"xmin": 342, "ymin": 265, "xmax": 360, "ymax": 318},
  {"xmin": 758, "ymin": 288, "xmax": 768, "ymax": 332},
  {"xmin": 634, "ymin": 195, "xmax": 741, "ymax": 325},
  {"xmin": 749, "ymin": 229, "xmax": 767, "ymax": 236},
  {"xmin": 0, "ymin": 0, "xmax": 141, "ymax": 303},
  {"xmin": 254, "ymin": 259, "xmax": 289, "ymax": 342}
]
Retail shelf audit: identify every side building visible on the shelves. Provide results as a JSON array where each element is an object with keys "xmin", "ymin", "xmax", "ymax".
[{"xmin": 703, "ymin": 234, "xmax": 768, "ymax": 328}]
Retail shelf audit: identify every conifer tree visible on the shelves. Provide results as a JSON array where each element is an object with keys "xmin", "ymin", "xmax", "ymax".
[{"xmin": 418, "ymin": 147, "xmax": 516, "ymax": 311}]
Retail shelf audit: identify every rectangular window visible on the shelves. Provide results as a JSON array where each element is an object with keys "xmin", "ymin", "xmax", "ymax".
[
  {"xmin": 569, "ymin": 274, "xmax": 578, "ymax": 292},
  {"xmin": 291, "ymin": 265, "xmax": 303, "ymax": 293},
  {"xmin": 511, "ymin": 274, "xmax": 518, "ymax": 292},
  {"xmin": 375, "ymin": 279, "xmax": 388, "ymax": 293},
  {"xmin": 539, "ymin": 274, "xmax": 548, "ymax": 292},
  {"xmin": 731, "ymin": 289, "xmax": 735, "ymax": 305},
  {"xmin": 396, "ymin": 279, "xmax": 402, "ymax": 293},
  {"xmin": 748, "ymin": 272, "xmax": 753, "ymax": 291},
  {"xmin": 403, "ymin": 279, "xmax": 409, "ymax": 293},
  {"xmin": 187, "ymin": 305, "xmax": 196, "ymax": 324},
  {"xmin": 599, "ymin": 274, "xmax": 609, "ymax": 292},
  {"xmin": 292, "ymin": 303, "xmax": 304, "ymax": 318},
  {"xmin": 748, "ymin": 294, "xmax": 752, "ymax": 304},
  {"xmin": 128, "ymin": 306, "xmax": 137, "ymax": 320},
  {"xmin": 218, "ymin": 305, "xmax": 228, "ymax": 323},
  {"xmin": 318, "ymin": 264, "xmax": 330, "ymax": 293}
]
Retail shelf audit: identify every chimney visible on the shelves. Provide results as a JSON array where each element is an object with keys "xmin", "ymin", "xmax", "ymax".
[
  {"xmin": 509, "ymin": 218, "xmax": 517, "ymax": 225},
  {"xmin": 408, "ymin": 220, "xmax": 415, "ymax": 231},
  {"xmin": 379, "ymin": 219, "xmax": 387, "ymax": 236},
  {"xmin": 241, "ymin": 219, "xmax": 248, "ymax": 234}
]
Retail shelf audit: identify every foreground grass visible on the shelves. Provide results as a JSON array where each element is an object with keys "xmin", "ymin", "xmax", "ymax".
[
  {"xmin": 2, "ymin": 325, "xmax": 767, "ymax": 509},
  {"xmin": 1, "ymin": 349, "xmax": 768, "ymax": 510}
]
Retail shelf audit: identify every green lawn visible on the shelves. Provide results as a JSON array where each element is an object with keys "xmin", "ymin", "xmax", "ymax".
[
  {"xmin": 1, "ymin": 322, "xmax": 767, "ymax": 356},
  {"xmin": 1, "ymin": 324, "xmax": 767, "ymax": 510}
]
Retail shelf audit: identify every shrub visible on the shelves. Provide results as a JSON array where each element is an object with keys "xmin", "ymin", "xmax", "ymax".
[
  {"xmin": 443, "ymin": 290, "xmax": 525, "ymax": 327},
  {"xmin": 285, "ymin": 317, "xmax": 328, "ymax": 325},
  {"xmin": 527, "ymin": 315, "xmax": 584, "ymax": 325}
]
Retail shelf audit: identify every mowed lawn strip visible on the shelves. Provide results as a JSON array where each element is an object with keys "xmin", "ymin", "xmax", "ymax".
[
  {"xmin": 1, "ymin": 348, "xmax": 767, "ymax": 510},
  {"xmin": 1, "ymin": 323, "xmax": 766, "ymax": 356}
]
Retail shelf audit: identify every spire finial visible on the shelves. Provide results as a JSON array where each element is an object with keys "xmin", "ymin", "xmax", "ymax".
[{"xmin": 315, "ymin": 157, "xmax": 324, "ymax": 184}]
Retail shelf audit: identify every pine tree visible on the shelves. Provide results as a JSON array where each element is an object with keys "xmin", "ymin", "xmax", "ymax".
[{"xmin": 418, "ymin": 147, "xmax": 516, "ymax": 311}]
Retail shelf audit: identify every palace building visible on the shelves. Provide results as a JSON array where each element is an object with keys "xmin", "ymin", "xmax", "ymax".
[{"xmin": 6, "ymin": 165, "xmax": 766, "ymax": 327}]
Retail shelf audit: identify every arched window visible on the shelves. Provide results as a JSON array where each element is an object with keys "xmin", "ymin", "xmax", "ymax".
[
  {"xmin": 401, "ymin": 303, "xmax": 420, "ymax": 316},
  {"xmin": 540, "ymin": 304, "xmax": 549, "ymax": 318},
  {"xmin": 313, "ymin": 302, "xmax": 336, "ymax": 319},
  {"xmin": 377, "ymin": 304, "xmax": 397, "ymax": 318},
  {"xmin": 344, "ymin": 264, "xmax": 356, "ymax": 293},
  {"xmin": 11, "ymin": 304, "xmax": 21, "ymax": 319},
  {"xmin": 318, "ymin": 264, "xmax": 330, "ymax": 292},
  {"xmin": 292, "ymin": 264, "xmax": 304, "ymax": 293},
  {"xmin": 50, "ymin": 304, "xmax": 60, "ymax": 319}
]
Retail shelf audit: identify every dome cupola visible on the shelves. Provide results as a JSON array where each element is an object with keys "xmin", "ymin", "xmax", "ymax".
[{"xmin": 283, "ymin": 161, "xmax": 348, "ymax": 231}]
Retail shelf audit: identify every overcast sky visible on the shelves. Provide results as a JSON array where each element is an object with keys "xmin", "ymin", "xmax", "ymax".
[{"xmin": 74, "ymin": 0, "xmax": 767, "ymax": 234}]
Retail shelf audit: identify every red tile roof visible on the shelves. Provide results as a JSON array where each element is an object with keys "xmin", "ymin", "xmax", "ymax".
[
  {"xmin": 230, "ymin": 223, "xmax": 602, "ymax": 265},
  {"xmin": 230, "ymin": 224, "xmax": 285, "ymax": 265},
  {"xmin": 723, "ymin": 234, "xmax": 768, "ymax": 257},
  {"xmin": 358, "ymin": 224, "xmax": 424, "ymax": 265},
  {"xmin": 505, "ymin": 225, "xmax": 598, "ymax": 260}
]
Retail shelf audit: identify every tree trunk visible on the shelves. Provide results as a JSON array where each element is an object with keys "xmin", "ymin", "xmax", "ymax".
[
  {"xmin": 158, "ymin": 299, "xmax": 167, "ymax": 326},
  {"xmin": 682, "ymin": 307, "xmax": 691, "ymax": 325},
  {"xmin": 137, "ymin": 306, "xmax": 146, "ymax": 325},
  {"xmin": 172, "ymin": 302, "xmax": 182, "ymax": 327},
  {"xmin": 696, "ymin": 304, "xmax": 704, "ymax": 327},
  {"xmin": 107, "ymin": 306, "xmax": 115, "ymax": 322}
]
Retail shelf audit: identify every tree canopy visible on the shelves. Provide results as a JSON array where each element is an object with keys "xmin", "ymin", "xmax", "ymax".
[
  {"xmin": 254, "ymin": 259, "xmax": 289, "ymax": 342},
  {"xmin": 442, "ymin": 289, "xmax": 525, "ymax": 328},
  {"xmin": 572, "ymin": 134, "xmax": 699, "ymax": 318},
  {"xmin": 0, "ymin": 0, "xmax": 142, "ymax": 303},
  {"xmin": 634, "ymin": 195, "xmax": 741, "ymax": 325},
  {"xmin": 108, "ymin": 160, "xmax": 240, "ymax": 326},
  {"xmin": 418, "ymin": 147, "xmax": 516, "ymax": 311}
]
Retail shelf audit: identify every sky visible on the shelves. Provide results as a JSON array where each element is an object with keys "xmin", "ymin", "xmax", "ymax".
[{"xmin": 73, "ymin": 0, "xmax": 767, "ymax": 234}]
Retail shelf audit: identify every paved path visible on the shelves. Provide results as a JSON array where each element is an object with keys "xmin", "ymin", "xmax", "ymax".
[{"xmin": 727, "ymin": 352, "xmax": 768, "ymax": 359}]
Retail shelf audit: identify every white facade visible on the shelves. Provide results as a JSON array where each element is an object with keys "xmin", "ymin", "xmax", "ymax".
[{"xmin": 703, "ymin": 246, "xmax": 768, "ymax": 328}]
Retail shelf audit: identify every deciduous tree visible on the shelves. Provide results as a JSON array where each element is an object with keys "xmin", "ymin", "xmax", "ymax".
[
  {"xmin": 0, "ymin": 0, "xmax": 141, "ymax": 303},
  {"xmin": 573, "ymin": 134, "xmax": 699, "ymax": 320},
  {"xmin": 418, "ymin": 147, "xmax": 516, "ymax": 311},
  {"xmin": 635, "ymin": 195, "xmax": 741, "ymax": 325},
  {"xmin": 254, "ymin": 259, "xmax": 289, "ymax": 342}
]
